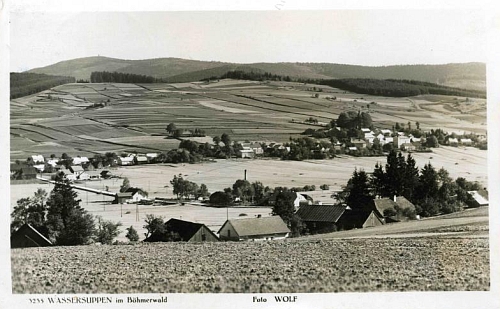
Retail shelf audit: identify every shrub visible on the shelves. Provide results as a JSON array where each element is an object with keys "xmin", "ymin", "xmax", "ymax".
[
  {"xmin": 95, "ymin": 216, "xmax": 122, "ymax": 245},
  {"xmin": 125, "ymin": 225, "xmax": 139, "ymax": 242}
]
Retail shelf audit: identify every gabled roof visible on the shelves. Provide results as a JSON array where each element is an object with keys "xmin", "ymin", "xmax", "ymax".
[
  {"xmin": 125, "ymin": 187, "xmax": 146, "ymax": 196},
  {"xmin": 11, "ymin": 224, "xmax": 52, "ymax": 248},
  {"xmin": 372, "ymin": 198, "xmax": 398, "ymax": 216},
  {"xmin": 136, "ymin": 156, "xmax": 148, "ymax": 162},
  {"xmin": 296, "ymin": 205, "xmax": 346, "ymax": 223},
  {"xmin": 395, "ymin": 196, "xmax": 416, "ymax": 211},
  {"xmin": 338, "ymin": 209, "xmax": 383, "ymax": 228},
  {"xmin": 164, "ymin": 218, "xmax": 218, "ymax": 241},
  {"xmin": 467, "ymin": 190, "xmax": 488, "ymax": 205},
  {"xmin": 70, "ymin": 165, "xmax": 84, "ymax": 173},
  {"xmin": 219, "ymin": 216, "xmax": 290, "ymax": 237},
  {"xmin": 116, "ymin": 192, "xmax": 133, "ymax": 198}
]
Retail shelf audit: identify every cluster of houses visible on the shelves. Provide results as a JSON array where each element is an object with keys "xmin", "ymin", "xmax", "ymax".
[
  {"xmin": 11, "ymin": 188, "xmax": 489, "ymax": 248},
  {"xmin": 348, "ymin": 128, "xmax": 424, "ymax": 152}
]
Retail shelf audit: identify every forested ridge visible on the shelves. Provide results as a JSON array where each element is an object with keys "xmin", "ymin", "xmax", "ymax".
[
  {"xmin": 10, "ymin": 73, "xmax": 75, "ymax": 99},
  {"xmin": 90, "ymin": 71, "xmax": 160, "ymax": 83},
  {"xmin": 320, "ymin": 78, "xmax": 486, "ymax": 98}
]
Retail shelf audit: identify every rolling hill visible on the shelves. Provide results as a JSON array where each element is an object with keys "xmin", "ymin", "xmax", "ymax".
[{"xmin": 27, "ymin": 56, "xmax": 486, "ymax": 90}]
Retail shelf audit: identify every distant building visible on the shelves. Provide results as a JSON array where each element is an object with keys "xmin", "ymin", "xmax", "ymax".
[
  {"xmin": 11, "ymin": 224, "xmax": 52, "ymax": 248},
  {"xmin": 240, "ymin": 148, "xmax": 255, "ymax": 159},
  {"xmin": 69, "ymin": 165, "xmax": 89, "ymax": 180},
  {"xmin": 448, "ymin": 138, "xmax": 459, "ymax": 146},
  {"xmin": 72, "ymin": 156, "xmax": 90, "ymax": 165},
  {"xmin": 20, "ymin": 167, "xmax": 38, "ymax": 179},
  {"xmin": 31, "ymin": 155, "xmax": 45, "ymax": 164},
  {"xmin": 125, "ymin": 187, "xmax": 148, "ymax": 202},
  {"xmin": 394, "ymin": 136, "xmax": 411, "ymax": 148},
  {"xmin": 145, "ymin": 218, "xmax": 219, "ymax": 242},
  {"xmin": 350, "ymin": 138, "xmax": 367, "ymax": 149},
  {"xmin": 467, "ymin": 190, "xmax": 488, "ymax": 207},
  {"xmin": 460, "ymin": 138, "xmax": 473, "ymax": 145},
  {"xmin": 337, "ymin": 209, "xmax": 384, "ymax": 230},
  {"xmin": 118, "ymin": 156, "xmax": 134, "ymax": 166},
  {"xmin": 218, "ymin": 216, "xmax": 291, "ymax": 241},
  {"xmin": 268, "ymin": 191, "xmax": 313, "ymax": 209},
  {"xmin": 296, "ymin": 205, "xmax": 347, "ymax": 234},
  {"xmin": 135, "ymin": 156, "xmax": 148, "ymax": 164},
  {"xmin": 114, "ymin": 192, "xmax": 133, "ymax": 204}
]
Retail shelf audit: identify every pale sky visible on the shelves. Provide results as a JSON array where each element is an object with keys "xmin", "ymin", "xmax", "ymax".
[{"xmin": 10, "ymin": 10, "xmax": 487, "ymax": 72}]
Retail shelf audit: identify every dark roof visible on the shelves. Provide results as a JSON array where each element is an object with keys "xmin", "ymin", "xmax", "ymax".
[
  {"xmin": 20, "ymin": 167, "xmax": 38, "ymax": 175},
  {"xmin": 11, "ymin": 224, "xmax": 52, "ymax": 248},
  {"xmin": 395, "ymin": 196, "xmax": 415, "ymax": 211},
  {"xmin": 10, "ymin": 163, "xmax": 28, "ymax": 171},
  {"xmin": 116, "ymin": 192, "xmax": 133, "ymax": 198},
  {"xmin": 338, "ymin": 209, "xmax": 383, "ymax": 228},
  {"xmin": 373, "ymin": 198, "xmax": 398, "ymax": 216},
  {"xmin": 219, "ymin": 216, "xmax": 290, "ymax": 237},
  {"xmin": 296, "ymin": 205, "xmax": 346, "ymax": 223},
  {"xmin": 125, "ymin": 187, "xmax": 146, "ymax": 196},
  {"xmin": 164, "ymin": 218, "xmax": 218, "ymax": 241}
]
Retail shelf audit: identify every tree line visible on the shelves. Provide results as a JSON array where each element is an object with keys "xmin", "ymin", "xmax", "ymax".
[
  {"xmin": 338, "ymin": 150, "xmax": 483, "ymax": 218},
  {"xmin": 319, "ymin": 78, "xmax": 486, "ymax": 98},
  {"xmin": 10, "ymin": 73, "xmax": 75, "ymax": 99},
  {"xmin": 90, "ymin": 71, "xmax": 160, "ymax": 83},
  {"xmin": 201, "ymin": 70, "xmax": 292, "ymax": 82}
]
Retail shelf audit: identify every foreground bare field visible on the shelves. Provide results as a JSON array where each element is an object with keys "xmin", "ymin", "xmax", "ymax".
[{"xmin": 11, "ymin": 236, "xmax": 489, "ymax": 293}]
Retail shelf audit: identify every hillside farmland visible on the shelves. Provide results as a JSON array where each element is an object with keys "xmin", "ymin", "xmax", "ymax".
[{"xmin": 10, "ymin": 80, "xmax": 487, "ymax": 161}]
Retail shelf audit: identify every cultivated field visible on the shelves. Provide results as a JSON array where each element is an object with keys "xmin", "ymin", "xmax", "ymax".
[
  {"xmin": 11, "ymin": 235, "xmax": 489, "ymax": 293},
  {"xmin": 10, "ymin": 80, "xmax": 487, "ymax": 161}
]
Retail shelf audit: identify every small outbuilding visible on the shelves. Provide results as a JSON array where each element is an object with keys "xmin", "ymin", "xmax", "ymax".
[
  {"xmin": 218, "ymin": 216, "xmax": 290, "ymax": 241},
  {"xmin": 11, "ymin": 224, "xmax": 53, "ymax": 248},
  {"xmin": 467, "ymin": 190, "xmax": 489, "ymax": 207},
  {"xmin": 145, "ymin": 218, "xmax": 219, "ymax": 242},
  {"xmin": 337, "ymin": 209, "xmax": 384, "ymax": 230},
  {"xmin": 114, "ymin": 192, "xmax": 133, "ymax": 204}
]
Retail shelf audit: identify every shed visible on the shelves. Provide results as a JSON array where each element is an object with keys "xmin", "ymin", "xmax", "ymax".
[
  {"xmin": 296, "ymin": 205, "xmax": 346, "ymax": 234},
  {"xmin": 467, "ymin": 190, "xmax": 489, "ymax": 207},
  {"xmin": 145, "ymin": 218, "xmax": 219, "ymax": 242},
  {"xmin": 218, "ymin": 216, "xmax": 290, "ymax": 241},
  {"xmin": 11, "ymin": 224, "xmax": 52, "ymax": 248}
]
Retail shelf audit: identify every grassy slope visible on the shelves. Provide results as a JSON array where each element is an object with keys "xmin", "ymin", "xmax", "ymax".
[{"xmin": 27, "ymin": 56, "xmax": 486, "ymax": 90}]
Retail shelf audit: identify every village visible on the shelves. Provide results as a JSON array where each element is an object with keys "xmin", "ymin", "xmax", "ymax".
[{"xmin": 10, "ymin": 121, "xmax": 489, "ymax": 247}]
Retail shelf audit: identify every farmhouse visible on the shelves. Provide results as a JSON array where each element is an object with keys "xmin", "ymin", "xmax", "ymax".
[
  {"xmin": 118, "ymin": 156, "xmax": 134, "ymax": 166},
  {"xmin": 350, "ymin": 138, "xmax": 367, "ymax": 149},
  {"xmin": 448, "ymin": 138, "xmax": 459, "ymax": 146},
  {"xmin": 86, "ymin": 171, "xmax": 102, "ymax": 180},
  {"xmin": 296, "ymin": 205, "xmax": 346, "ymax": 234},
  {"xmin": 467, "ymin": 190, "xmax": 488, "ymax": 207},
  {"xmin": 145, "ymin": 218, "xmax": 219, "ymax": 242},
  {"xmin": 401, "ymin": 143, "xmax": 416, "ymax": 152},
  {"xmin": 394, "ymin": 136, "xmax": 412, "ymax": 148},
  {"xmin": 461, "ymin": 138, "xmax": 473, "ymax": 145},
  {"xmin": 11, "ymin": 224, "xmax": 52, "ymax": 248},
  {"xmin": 114, "ymin": 192, "xmax": 133, "ymax": 204},
  {"xmin": 69, "ymin": 165, "xmax": 89, "ymax": 180},
  {"xmin": 72, "ymin": 156, "xmax": 89, "ymax": 165},
  {"xmin": 135, "ymin": 156, "xmax": 148, "ymax": 164},
  {"xmin": 31, "ymin": 155, "xmax": 45, "ymax": 164},
  {"xmin": 125, "ymin": 187, "xmax": 148, "ymax": 202},
  {"xmin": 268, "ymin": 191, "xmax": 313, "ymax": 209},
  {"xmin": 239, "ymin": 147, "xmax": 255, "ymax": 159},
  {"xmin": 47, "ymin": 159, "xmax": 59, "ymax": 167},
  {"xmin": 371, "ymin": 196, "xmax": 416, "ymax": 222},
  {"xmin": 337, "ymin": 209, "xmax": 384, "ymax": 230},
  {"xmin": 218, "ymin": 216, "xmax": 290, "ymax": 241}
]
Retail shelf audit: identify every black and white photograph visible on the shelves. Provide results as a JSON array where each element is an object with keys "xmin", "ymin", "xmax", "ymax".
[{"xmin": 1, "ymin": 1, "xmax": 499, "ymax": 308}]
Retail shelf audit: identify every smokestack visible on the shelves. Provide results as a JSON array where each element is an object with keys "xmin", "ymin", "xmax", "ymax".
[
  {"xmin": 244, "ymin": 169, "xmax": 247, "ymax": 181},
  {"xmin": 393, "ymin": 195, "xmax": 397, "ymax": 202}
]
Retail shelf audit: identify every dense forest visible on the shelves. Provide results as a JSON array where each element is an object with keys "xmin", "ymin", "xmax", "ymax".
[
  {"xmin": 320, "ymin": 78, "xmax": 486, "ymax": 98},
  {"xmin": 202, "ymin": 70, "xmax": 292, "ymax": 82},
  {"xmin": 10, "ymin": 73, "xmax": 75, "ymax": 99},
  {"xmin": 90, "ymin": 71, "xmax": 160, "ymax": 83}
]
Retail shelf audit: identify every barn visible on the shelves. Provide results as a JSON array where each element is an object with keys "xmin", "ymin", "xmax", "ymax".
[
  {"xmin": 145, "ymin": 218, "xmax": 219, "ymax": 242},
  {"xmin": 467, "ymin": 190, "xmax": 489, "ymax": 207},
  {"xmin": 11, "ymin": 224, "xmax": 53, "ymax": 248},
  {"xmin": 218, "ymin": 216, "xmax": 290, "ymax": 241},
  {"xmin": 296, "ymin": 204, "xmax": 347, "ymax": 234},
  {"xmin": 125, "ymin": 187, "xmax": 148, "ymax": 202}
]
